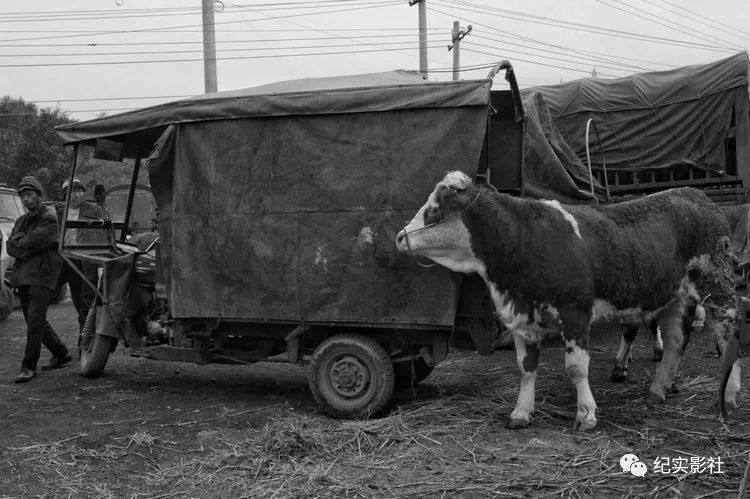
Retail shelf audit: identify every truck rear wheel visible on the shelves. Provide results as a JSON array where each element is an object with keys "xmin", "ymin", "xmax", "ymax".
[
  {"xmin": 309, "ymin": 334, "xmax": 395, "ymax": 419},
  {"xmin": 394, "ymin": 357, "xmax": 434, "ymax": 388},
  {"xmin": 80, "ymin": 334, "xmax": 117, "ymax": 378}
]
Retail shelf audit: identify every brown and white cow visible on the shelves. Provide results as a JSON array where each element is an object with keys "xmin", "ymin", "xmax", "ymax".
[{"xmin": 396, "ymin": 171, "xmax": 736, "ymax": 431}]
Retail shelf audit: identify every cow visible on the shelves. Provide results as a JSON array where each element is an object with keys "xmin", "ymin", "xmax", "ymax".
[{"xmin": 396, "ymin": 171, "xmax": 736, "ymax": 431}]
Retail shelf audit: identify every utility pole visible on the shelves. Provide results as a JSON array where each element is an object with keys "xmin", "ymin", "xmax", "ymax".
[
  {"xmin": 202, "ymin": 0, "xmax": 218, "ymax": 93},
  {"xmin": 409, "ymin": 0, "xmax": 428, "ymax": 76},
  {"xmin": 448, "ymin": 21, "xmax": 472, "ymax": 81}
]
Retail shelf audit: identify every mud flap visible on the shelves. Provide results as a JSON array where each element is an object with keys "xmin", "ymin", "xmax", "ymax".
[{"xmin": 95, "ymin": 305, "xmax": 121, "ymax": 339}]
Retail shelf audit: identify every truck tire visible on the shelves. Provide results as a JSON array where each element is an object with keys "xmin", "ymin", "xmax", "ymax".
[
  {"xmin": 309, "ymin": 334, "xmax": 395, "ymax": 419},
  {"xmin": 80, "ymin": 334, "xmax": 117, "ymax": 378},
  {"xmin": 394, "ymin": 357, "xmax": 434, "ymax": 388}
]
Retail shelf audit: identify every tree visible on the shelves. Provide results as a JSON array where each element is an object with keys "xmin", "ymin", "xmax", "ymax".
[{"xmin": 0, "ymin": 96, "xmax": 76, "ymax": 198}]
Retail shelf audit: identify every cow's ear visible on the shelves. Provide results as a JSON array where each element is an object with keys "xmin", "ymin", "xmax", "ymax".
[{"xmin": 437, "ymin": 186, "xmax": 466, "ymax": 213}]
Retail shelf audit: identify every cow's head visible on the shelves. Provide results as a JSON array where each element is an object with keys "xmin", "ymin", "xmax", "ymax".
[{"xmin": 396, "ymin": 171, "xmax": 486, "ymax": 274}]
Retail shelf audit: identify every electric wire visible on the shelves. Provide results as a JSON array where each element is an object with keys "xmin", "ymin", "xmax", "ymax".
[
  {"xmin": 650, "ymin": 0, "xmax": 750, "ymax": 40},
  {"xmin": 460, "ymin": 45, "xmax": 620, "ymax": 78},
  {"xmin": 594, "ymin": 0, "xmax": 743, "ymax": 51},
  {"xmin": 470, "ymin": 33, "xmax": 661, "ymax": 73},
  {"xmin": 430, "ymin": 0, "xmax": 737, "ymax": 52},
  {"xmin": 462, "ymin": 41, "xmax": 626, "ymax": 76},
  {"xmin": 0, "ymin": 44, "xmax": 444, "ymax": 68},
  {"xmin": 0, "ymin": 40, "xmax": 431, "ymax": 58},
  {"xmin": 0, "ymin": 0, "xmax": 385, "ymax": 22},
  {"xmin": 0, "ymin": 0, "xmax": 404, "ymax": 43},
  {"xmin": 0, "ymin": 32, "xmax": 450, "ymax": 48}
]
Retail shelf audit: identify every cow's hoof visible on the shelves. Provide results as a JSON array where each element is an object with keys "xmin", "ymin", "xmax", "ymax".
[
  {"xmin": 648, "ymin": 389, "xmax": 666, "ymax": 404},
  {"xmin": 574, "ymin": 415, "xmax": 597, "ymax": 432},
  {"xmin": 724, "ymin": 397, "xmax": 739, "ymax": 410},
  {"xmin": 652, "ymin": 350, "xmax": 663, "ymax": 362},
  {"xmin": 611, "ymin": 366, "xmax": 628, "ymax": 383},
  {"xmin": 506, "ymin": 417, "xmax": 530, "ymax": 429}
]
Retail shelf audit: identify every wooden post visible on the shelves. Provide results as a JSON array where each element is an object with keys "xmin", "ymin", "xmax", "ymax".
[{"xmin": 202, "ymin": 0, "xmax": 218, "ymax": 93}]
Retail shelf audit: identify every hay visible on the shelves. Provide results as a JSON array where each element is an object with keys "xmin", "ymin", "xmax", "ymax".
[{"xmin": 2, "ymin": 343, "xmax": 748, "ymax": 498}]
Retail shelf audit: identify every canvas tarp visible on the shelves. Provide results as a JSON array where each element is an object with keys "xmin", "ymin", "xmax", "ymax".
[
  {"xmin": 56, "ymin": 71, "xmax": 490, "ymax": 148},
  {"xmin": 53, "ymin": 74, "xmax": 491, "ymax": 326},
  {"xmin": 519, "ymin": 92, "xmax": 604, "ymax": 203},
  {"xmin": 521, "ymin": 52, "xmax": 750, "ymax": 175},
  {"xmin": 146, "ymin": 106, "xmax": 488, "ymax": 324}
]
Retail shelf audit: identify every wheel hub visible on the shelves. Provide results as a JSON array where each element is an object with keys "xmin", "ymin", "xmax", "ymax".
[{"xmin": 329, "ymin": 355, "xmax": 370, "ymax": 398}]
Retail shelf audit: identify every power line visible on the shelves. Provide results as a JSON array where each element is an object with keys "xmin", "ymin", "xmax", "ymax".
[
  {"xmin": 649, "ymin": 0, "xmax": 750, "ymax": 41},
  {"xmin": 221, "ymin": 0, "xmax": 446, "ymax": 74},
  {"xmin": 0, "ymin": 0, "xmax": 403, "ymax": 43},
  {"xmin": 1, "ymin": 0, "xmax": 392, "ymax": 23},
  {"xmin": 594, "ymin": 0, "xmax": 743, "ymax": 51},
  {"xmin": 470, "ymin": 33, "xmax": 660, "ymax": 73},
  {"xmin": 0, "ymin": 44, "xmax": 443, "ymax": 68},
  {"xmin": 427, "ymin": 3, "xmax": 678, "ymax": 77},
  {"xmin": 425, "ymin": 2, "xmax": 678, "ymax": 74},
  {"xmin": 462, "ymin": 41, "xmax": 626, "ymax": 76},
  {"xmin": 0, "ymin": 40, "xmax": 430, "ymax": 58},
  {"xmin": 461, "ymin": 45, "xmax": 620, "ymax": 78},
  {"xmin": 0, "ymin": 6, "xmax": 200, "ymax": 16},
  {"xmin": 0, "ymin": 32, "xmax": 450, "ymax": 48},
  {"xmin": 430, "ymin": 0, "xmax": 736, "ymax": 53},
  {"xmin": 0, "ymin": 0, "xmax": 379, "ymax": 21}
]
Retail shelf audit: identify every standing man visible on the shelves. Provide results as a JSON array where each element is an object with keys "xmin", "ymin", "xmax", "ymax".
[
  {"xmin": 8, "ymin": 176, "xmax": 71, "ymax": 383},
  {"xmin": 57, "ymin": 178, "xmax": 104, "ymax": 342}
]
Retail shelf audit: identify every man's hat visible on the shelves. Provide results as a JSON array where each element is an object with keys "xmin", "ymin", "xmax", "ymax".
[
  {"xmin": 17, "ymin": 176, "xmax": 44, "ymax": 195},
  {"xmin": 62, "ymin": 178, "xmax": 85, "ymax": 192}
]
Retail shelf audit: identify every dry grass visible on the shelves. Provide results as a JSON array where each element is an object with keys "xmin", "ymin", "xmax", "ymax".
[{"xmin": 2, "ymin": 343, "xmax": 749, "ymax": 498}]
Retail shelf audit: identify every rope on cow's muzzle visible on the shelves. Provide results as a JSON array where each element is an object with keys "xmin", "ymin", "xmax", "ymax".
[
  {"xmin": 399, "ymin": 186, "xmax": 483, "ymax": 269},
  {"xmin": 399, "ymin": 222, "xmax": 441, "ymax": 268}
]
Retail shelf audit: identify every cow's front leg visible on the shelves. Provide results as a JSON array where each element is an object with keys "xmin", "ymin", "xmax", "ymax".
[
  {"xmin": 713, "ymin": 314, "xmax": 742, "ymax": 409},
  {"xmin": 507, "ymin": 330, "xmax": 542, "ymax": 429},
  {"xmin": 650, "ymin": 319, "xmax": 664, "ymax": 361},
  {"xmin": 649, "ymin": 298, "xmax": 689, "ymax": 401},
  {"xmin": 561, "ymin": 308, "xmax": 597, "ymax": 431},
  {"xmin": 724, "ymin": 361, "xmax": 742, "ymax": 409},
  {"xmin": 612, "ymin": 325, "xmax": 638, "ymax": 382}
]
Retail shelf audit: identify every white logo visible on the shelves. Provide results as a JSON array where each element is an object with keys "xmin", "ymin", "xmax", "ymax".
[{"xmin": 620, "ymin": 454, "xmax": 647, "ymax": 477}]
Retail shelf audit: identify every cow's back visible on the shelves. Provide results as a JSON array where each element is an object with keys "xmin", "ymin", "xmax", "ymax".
[{"xmin": 571, "ymin": 188, "xmax": 730, "ymax": 308}]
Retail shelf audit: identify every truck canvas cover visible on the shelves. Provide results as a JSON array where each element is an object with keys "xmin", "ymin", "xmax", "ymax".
[
  {"xmin": 57, "ymin": 72, "xmax": 492, "ymax": 326},
  {"xmin": 521, "ymin": 52, "xmax": 750, "ymax": 178}
]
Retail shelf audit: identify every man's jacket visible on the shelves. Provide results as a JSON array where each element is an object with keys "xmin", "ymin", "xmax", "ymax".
[{"xmin": 7, "ymin": 205, "xmax": 61, "ymax": 291}]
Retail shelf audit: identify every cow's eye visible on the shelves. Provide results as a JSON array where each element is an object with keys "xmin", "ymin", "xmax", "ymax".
[{"xmin": 424, "ymin": 205, "xmax": 442, "ymax": 225}]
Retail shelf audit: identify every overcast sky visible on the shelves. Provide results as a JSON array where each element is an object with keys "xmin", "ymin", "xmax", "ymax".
[{"xmin": 3, "ymin": 0, "xmax": 749, "ymax": 122}]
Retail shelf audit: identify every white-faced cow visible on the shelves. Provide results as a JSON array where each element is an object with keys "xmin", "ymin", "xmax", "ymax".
[{"xmin": 396, "ymin": 171, "xmax": 736, "ymax": 431}]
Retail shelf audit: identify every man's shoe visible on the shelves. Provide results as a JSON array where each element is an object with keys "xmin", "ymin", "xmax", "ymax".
[
  {"xmin": 14, "ymin": 368, "xmax": 35, "ymax": 383},
  {"xmin": 41, "ymin": 354, "xmax": 73, "ymax": 370}
]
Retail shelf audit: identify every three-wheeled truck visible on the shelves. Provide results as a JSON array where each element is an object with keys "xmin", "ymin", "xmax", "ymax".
[{"xmin": 56, "ymin": 64, "xmax": 557, "ymax": 418}]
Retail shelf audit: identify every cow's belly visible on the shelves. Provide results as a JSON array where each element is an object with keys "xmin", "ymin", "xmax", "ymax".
[{"xmin": 591, "ymin": 299, "xmax": 658, "ymax": 326}]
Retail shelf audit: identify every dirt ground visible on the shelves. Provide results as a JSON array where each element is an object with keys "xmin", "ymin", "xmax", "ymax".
[{"xmin": 0, "ymin": 299, "xmax": 748, "ymax": 498}]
